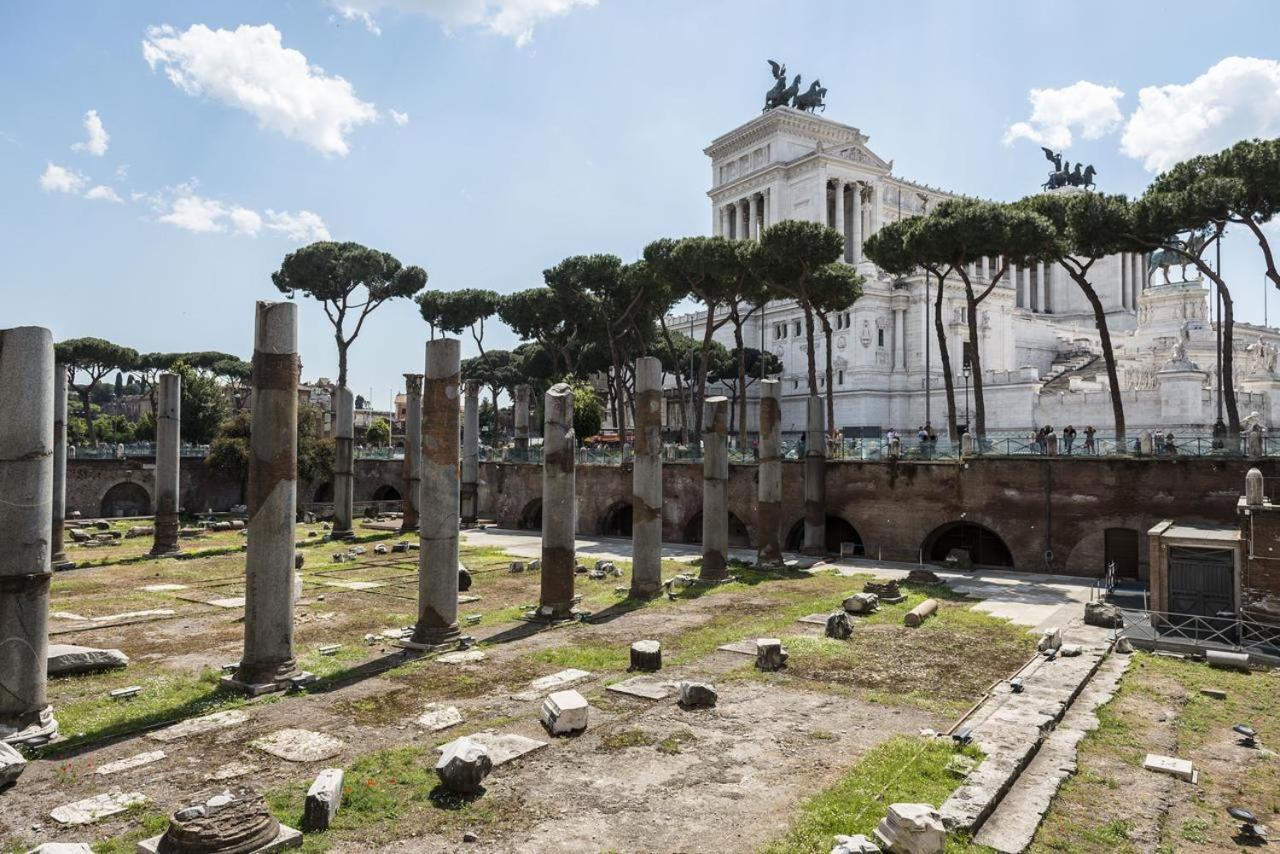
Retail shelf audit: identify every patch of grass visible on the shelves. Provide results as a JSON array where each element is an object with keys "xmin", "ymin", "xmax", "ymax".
[
  {"xmin": 599, "ymin": 728, "xmax": 655, "ymax": 751},
  {"xmin": 528, "ymin": 642, "xmax": 630, "ymax": 672},
  {"xmin": 656, "ymin": 729, "xmax": 697, "ymax": 755},
  {"xmin": 763, "ymin": 735, "xmax": 983, "ymax": 854},
  {"xmin": 1080, "ymin": 818, "xmax": 1133, "ymax": 847},
  {"xmin": 1179, "ymin": 816, "xmax": 1211, "ymax": 843},
  {"xmin": 808, "ymin": 729, "xmax": 836, "ymax": 740}
]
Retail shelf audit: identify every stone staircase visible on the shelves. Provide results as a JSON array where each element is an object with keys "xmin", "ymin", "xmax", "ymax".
[{"xmin": 1038, "ymin": 350, "xmax": 1101, "ymax": 395}]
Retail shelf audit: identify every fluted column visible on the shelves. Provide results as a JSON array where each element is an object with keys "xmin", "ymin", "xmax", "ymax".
[
  {"xmin": 833, "ymin": 181, "xmax": 846, "ymax": 259},
  {"xmin": 51, "ymin": 363, "xmax": 69, "ymax": 568},
  {"xmin": 332, "ymin": 387, "xmax": 354, "ymax": 540},
  {"xmin": 401, "ymin": 373, "xmax": 422, "ymax": 532},
  {"xmin": 756, "ymin": 379, "xmax": 782, "ymax": 565},
  {"xmin": 150, "ymin": 371, "xmax": 182, "ymax": 556},
  {"xmin": 699, "ymin": 396, "xmax": 730, "ymax": 581},
  {"xmin": 1038, "ymin": 262, "xmax": 1049, "ymax": 313},
  {"xmin": 740, "ymin": 199, "xmax": 750, "ymax": 239},
  {"xmin": 461, "ymin": 379, "xmax": 480, "ymax": 523},
  {"xmin": 514, "ymin": 384, "xmax": 531, "ymax": 451},
  {"xmin": 538, "ymin": 383, "xmax": 576, "ymax": 619},
  {"xmin": 870, "ymin": 182, "xmax": 882, "ymax": 236},
  {"xmin": 230, "ymin": 302, "xmax": 307, "ymax": 694},
  {"xmin": 412, "ymin": 339, "xmax": 462, "ymax": 646},
  {"xmin": 631, "ymin": 357, "xmax": 663, "ymax": 597},
  {"xmin": 1017, "ymin": 266, "xmax": 1028, "ymax": 309},
  {"xmin": 802, "ymin": 394, "xmax": 826, "ymax": 555},
  {"xmin": 850, "ymin": 184, "xmax": 864, "ymax": 264},
  {"xmin": 747, "ymin": 194, "xmax": 758, "ymax": 240},
  {"xmin": 893, "ymin": 308, "xmax": 905, "ymax": 371},
  {"xmin": 0, "ymin": 326, "xmax": 59, "ymax": 745}
]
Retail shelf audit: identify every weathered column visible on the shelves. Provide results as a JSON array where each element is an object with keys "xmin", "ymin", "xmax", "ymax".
[
  {"xmin": 461, "ymin": 379, "xmax": 480, "ymax": 523},
  {"xmin": 833, "ymin": 182, "xmax": 845, "ymax": 256},
  {"xmin": 747, "ymin": 194, "xmax": 758, "ymax": 240},
  {"xmin": 411, "ymin": 340, "xmax": 462, "ymax": 647},
  {"xmin": 802, "ymin": 394, "xmax": 826, "ymax": 555},
  {"xmin": 150, "ymin": 371, "xmax": 181, "ymax": 556},
  {"xmin": 514, "ymin": 384, "xmax": 531, "ymax": 451},
  {"xmin": 756, "ymin": 379, "xmax": 783, "ymax": 565},
  {"xmin": 1036, "ymin": 262, "xmax": 1048, "ymax": 313},
  {"xmin": 0, "ymin": 326, "xmax": 59, "ymax": 745},
  {"xmin": 631, "ymin": 357, "xmax": 663, "ymax": 597},
  {"xmin": 332, "ymin": 387, "xmax": 354, "ymax": 540},
  {"xmin": 50, "ymin": 362, "xmax": 70, "ymax": 569},
  {"xmin": 850, "ymin": 184, "xmax": 864, "ymax": 264},
  {"xmin": 228, "ymin": 302, "xmax": 307, "ymax": 694},
  {"xmin": 538, "ymin": 383, "xmax": 576, "ymax": 619},
  {"xmin": 893, "ymin": 308, "xmax": 905, "ymax": 371},
  {"xmin": 700, "ymin": 396, "xmax": 730, "ymax": 581},
  {"xmin": 400, "ymin": 373, "xmax": 423, "ymax": 533}
]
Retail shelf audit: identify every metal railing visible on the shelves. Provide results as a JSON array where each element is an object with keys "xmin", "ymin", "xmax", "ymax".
[
  {"xmin": 71, "ymin": 443, "xmax": 211, "ymax": 459},
  {"xmin": 1118, "ymin": 607, "xmax": 1280, "ymax": 662}
]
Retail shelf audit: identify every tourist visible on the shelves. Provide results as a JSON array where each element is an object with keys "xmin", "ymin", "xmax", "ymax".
[
  {"xmin": 1164, "ymin": 430, "xmax": 1177, "ymax": 455},
  {"xmin": 796, "ymin": 432, "xmax": 806, "ymax": 460},
  {"xmin": 1063, "ymin": 424, "xmax": 1077, "ymax": 455},
  {"xmin": 1084, "ymin": 425, "xmax": 1096, "ymax": 454}
]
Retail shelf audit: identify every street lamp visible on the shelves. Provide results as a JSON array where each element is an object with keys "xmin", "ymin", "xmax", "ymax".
[{"xmin": 962, "ymin": 362, "xmax": 971, "ymax": 437}]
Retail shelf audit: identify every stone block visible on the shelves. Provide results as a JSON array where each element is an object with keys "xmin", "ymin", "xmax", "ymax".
[
  {"xmin": 302, "ymin": 768, "xmax": 344, "ymax": 832},
  {"xmin": 1207, "ymin": 649, "xmax": 1250, "ymax": 670},
  {"xmin": 756, "ymin": 638, "xmax": 789, "ymax": 671},
  {"xmin": 906, "ymin": 569, "xmax": 940, "ymax": 584},
  {"xmin": 151, "ymin": 710, "xmax": 250, "ymax": 742},
  {"xmin": 1037, "ymin": 627, "xmax": 1062, "ymax": 652},
  {"xmin": 94, "ymin": 750, "xmax": 164, "ymax": 776},
  {"xmin": 137, "ymin": 824, "xmax": 301, "ymax": 853},
  {"xmin": 47, "ymin": 644, "xmax": 129, "ymax": 676},
  {"xmin": 1200, "ymin": 688, "xmax": 1227, "ymax": 700},
  {"xmin": 540, "ymin": 689, "xmax": 589, "ymax": 735},
  {"xmin": 606, "ymin": 676, "xmax": 674, "ymax": 700},
  {"xmin": 678, "ymin": 681, "xmax": 718, "ymax": 708},
  {"xmin": 842, "ymin": 592, "xmax": 880, "ymax": 615},
  {"xmin": 417, "ymin": 704, "xmax": 463, "ymax": 732},
  {"xmin": 830, "ymin": 834, "xmax": 882, "ymax": 854},
  {"xmin": 629, "ymin": 640, "xmax": 662, "ymax": 672},
  {"xmin": 1059, "ymin": 644, "xmax": 1083, "ymax": 657},
  {"xmin": 1084, "ymin": 601, "xmax": 1123, "ymax": 628},
  {"xmin": 435, "ymin": 737, "xmax": 493, "ymax": 794},
  {"xmin": 873, "ymin": 803, "xmax": 946, "ymax": 854},
  {"xmin": 864, "ymin": 580, "xmax": 901, "ymax": 600},
  {"xmin": 26, "ymin": 845, "xmax": 95, "ymax": 853},
  {"xmin": 1143, "ymin": 753, "xmax": 1195, "ymax": 782},
  {"xmin": 825, "ymin": 611, "xmax": 853, "ymax": 640},
  {"xmin": 252, "ymin": 729, "xmax": 345, "ymax": 763},
  {"xmin": 294, "ymin": 551, "xmax": 305, "ymax": 570},
  {"xmin": 0, "ymin": 741, "xmax": 26, "ymax": 787},
  {"xmin": 50, "ymin": 791, "xmax": 149, "ymax": 825},
  {"xmin": 437, "ymin": 650, "xmax": 486, "ymax": 665}
]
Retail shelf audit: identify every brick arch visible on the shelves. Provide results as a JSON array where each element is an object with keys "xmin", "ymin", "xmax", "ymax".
[
  {"xmin": 100, "ymin": 481, "xmax": 151, "ymax": 518},
  {"xmin": 681, "ymin": 510, "xmax": 751, "ymax": 547},
  {"xmin": 784, "ymin": 515, "xmax": 863, "ymax": 554},
  {"xmin": 921, "ymin": 520, "xmax": 1014, "ymax": 568},
  {"xmin": 371, "ymin": 483, "xmax": 401, "ymax": 502},
  {"xmin": 518, "ymin": 498, "xmax": 542, "ymax": 531},
  {"xmin": 598, "ymin": 501, "xmax": 633, "ymax": 537}
]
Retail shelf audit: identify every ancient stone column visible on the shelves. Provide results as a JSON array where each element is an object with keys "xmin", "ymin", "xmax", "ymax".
[
  {"xmin": 411, "ymin": 339, "xmax": 462, "ymax": 647},
  {"xmin": 631, "ymin": 356, "xmax": 663, "ymax": 597},
  {"xmin": 700, "ymin": 396, "xmax": 731, "ymax": 581},
  {"xmin": 802, "ymin": 394, "xmax": 826, "ymax": 555},
  {"xmin": 514, "ymin": 384, "xmax": 531, "ymax": 451},
  {"xmin": 538, "ymin": 383, "xmax": 576, "ymax": 619},
  {"xmin": 50, "ymin": 362, "xmax": 69, "ymax": 568},
  {"xmin": 461, "ymin": 379, "xmax": 480, "ymax": 523},
  {"xmin": 756, "ymin": 379, "xmax": 783, "ymax": 565},
  {"xmin": 401, "ymin": 374, "xmax": 423, "ymax": 533},
  {"xmin": 150, "ymin": 371, "xmax": 181, "ymax": 556},
  {"xmin": 229, "ymin": 302, "xmax": 307, "ymax": 694},
  {"xmin": 0, "ymin": 326, "xmax": 59, "ymax": 745},
  {"xmin": 332, "ymin": 387, "xmax": 355, "ymax": 540}
]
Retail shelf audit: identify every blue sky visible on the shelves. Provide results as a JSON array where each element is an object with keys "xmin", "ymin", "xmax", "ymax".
[{"xmin": 3, "ymin": 0, "xmax": 1280, "ymax": 408}]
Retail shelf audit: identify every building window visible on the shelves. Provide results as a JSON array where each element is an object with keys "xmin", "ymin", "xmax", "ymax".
[
  {"xmin": 877, "ymin": 328, "xmax": 885, "ymax": 347},
  {"xmin": 792, "ymin": 379, "xmax": 799, "ymax": 390},
  {"xmin": 793, "ymin": 321, "xmax": 801, "ymax": 336},
  {"xmin": 843, "ymin": 312, "xmax": 851, "ymax": 327},
  {"xmin": 838, "ymin": 370, "xmax": 845, "ymax": 385}
]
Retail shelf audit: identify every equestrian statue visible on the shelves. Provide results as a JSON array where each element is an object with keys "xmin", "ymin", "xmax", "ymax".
[
  {"xmin": 764, "ymin": 60, "xmax": 826, "ymax": 113},
  {"xmin": 1040, "ymin": 147, "xmax": 1097, "ymax": 190},
  {"xmin": 1148, "ymin": 230, "xmax": 1209, "ymax": 285}
]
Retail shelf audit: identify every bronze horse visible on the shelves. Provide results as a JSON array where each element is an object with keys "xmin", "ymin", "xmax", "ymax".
[{"xmin": 793, "ymin": 80, "xmax": 827, "ymax": 113}]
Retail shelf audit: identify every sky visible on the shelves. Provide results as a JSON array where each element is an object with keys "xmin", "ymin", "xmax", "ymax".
[{"xmin": 3, "ymin": 0, "xmax": 1280, "ymax": 410}]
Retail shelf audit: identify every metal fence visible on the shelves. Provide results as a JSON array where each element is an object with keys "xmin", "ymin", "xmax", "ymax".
[{"xmin": 1118, "ymin": 607, "xmax": 1280, "ymax": 663}]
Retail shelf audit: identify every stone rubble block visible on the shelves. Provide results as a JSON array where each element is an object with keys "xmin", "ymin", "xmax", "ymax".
[
  {"xmin": 755, "ymin": 638, "xmax": 789, "ymax": 671},
  {"xmin": 1143, "ymin": 753, "xmax": 1196, "ymax": 782},
  {"xmin": 435, "ymin": 737, "xmax": 493, "ymax": 794},
  {"xmin": 437, "ymin": 650, "xmax": 486, "ymax": 665},
  {"xmin": 873, "ymin": 803, "xmax": 946, "ymax": 854},
  {"xmin": 825, "ymin": 611, "xmax": 853, "ymax": 639},
  {"xmin": 1037, "ymin": 627, "xmax": 1062, "ymax": 652},
  {"xmin": 302, "ymin": 768, "xmax": 344, "ymax": 832},
  {"xmin": 541, "ymin": 689, "xmax": 589, "ymax": 735},
  {"xmin": 629, "ymin": 640, "xmax": 662, "ymax": 671},
  {"xmin": 46, "ymin": 644, "xmax": 129, "ymax": 676},
  {"xmin": 1207, "ymin": 649, "xmax": 1250, "ymax": 670},
  {"xmin": 26, "ymin": 844, "xmax": 96, "ymax": 853},
  {"xmin": 1083, "ymin": 601, "xmax": 1123, "ymax": 628},
  {"xmin": 842, "ymin": 592, "xmax": 880, "ymax": 614},
  {"xmin": 830, "ymin": 834, "xmax": 882, "ymax": 853},
  {"xmin": 0, "ymin": 741, "xmax": 27, "ymax": 787},
  {"xmin": 512, "ymin": 668, "xmax": 591, "ymax": 700},
  {"xmin": 417, "ymin": 704, "xmax": 464, "ymax": 732},
  {"xmin": 606, "ymin": 676, "xmax": 674, "ymax": 700},
  {"xmin": 50, "ymin": 791, "xmax": 149, "ymax": 825},
  {"xmin": 251, "ymin": 729, "xmax": 345, "ymax": 763},
  {"xmin": 436, "ymin": 731, "xmax": 547, "ymax": 767},
  {"xmin": 150, "ymin": 710, "xmax": 251, "ymax": 742},
  {"xmin": 678, "ymin": 681, "xmax": 718, "ymax": 708},
  {"xmin": 94, "ymin": 749, "xmax": 165, "ymax": 776}
]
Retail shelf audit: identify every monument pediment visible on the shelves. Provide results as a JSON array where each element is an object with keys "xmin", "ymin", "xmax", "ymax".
[{"xmin": 704, "ymin": 107, "xmax": 885, "ymax": 166}]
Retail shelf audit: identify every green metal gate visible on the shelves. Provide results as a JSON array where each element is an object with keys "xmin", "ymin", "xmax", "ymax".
[{"xmin": 1168, "ymin": 547, "xmax": 1235, "ymax": 618}]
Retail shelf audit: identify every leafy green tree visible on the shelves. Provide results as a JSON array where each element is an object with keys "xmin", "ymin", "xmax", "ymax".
[
  {"xmin": 499, "ymin": 287, "xmax": 587, "ymax": 376},
  {"xmin": 566, "ymin": 379, "xmax": 604, "ymax": 444},
  {"xmin": 208, "ymin": 405, "xmax": 334, "ymax": 502},
  {"xmin": 55, "ymin": 338, "xmax": 139, "ymax": 444},
  {"xmin": 365, "ymin": 416, "xmax": 391, "ymax": 447},
  {"xmin": 709, "ymin": 347, "xmax": 781, "ymax": 437},
  {"xmin": 463, "ymin": 349, "xmax": 520, "ymax": 430},
  {"xmin": 272, "ymin": 241, "xmax": 427, "ymax": 389},
  {"xmin": 809, "ymin": 263, "xmax": 865, "ymax": 435},
  {"xmin": 166, "ymin": 360, "xmax": 230, "ymax": 445},
  {"xmin": 417, "ymin": 288, "xmax": 501, "ymax": 353}
]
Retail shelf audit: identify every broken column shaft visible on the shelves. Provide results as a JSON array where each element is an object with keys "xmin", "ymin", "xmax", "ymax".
[
  {"xmin": 802, "ymin": 394, "xmax": 826, "ymax": 555},
  {"xmin": 538, "ymin": 383, "xmax": 576, "ymax": 619},
  {"xmin": 630, "ymin": 356, "xmax": 663, "ymax": 598},
  {"xmin": 332, "ymin": 386, "xmax": 355, "ymax": 540},
  {"xmin": 460, "ymin": 379, "xmax": 480, "ymax": 523},
  {"xmin": 150, "ymin": 371, "xmax": 181, "ymax": 556},
  {"xmin": 412, "ymin": 339, "xmax": 461, "ymax": 646},
  {"xmin": 401, "ymin": 374, "xmax": 423, "ymax": 532},
  {"xmin": 756, "ymin": 379, "xmax": 782, "ymax": 565},
  {"xmin": 229, "ymin": 302, "xmax": 306, "ymax": 693},
  {"xmin": 50, "ymin": 362, "xmax": 69, "ymax": 567},
  {"xmin": 514, "ymin": 384, "xmax": 531, "ymax": 452},
  {"xmin": 700, "ymin": 396, "xmax": 730, "ymax": 581}
]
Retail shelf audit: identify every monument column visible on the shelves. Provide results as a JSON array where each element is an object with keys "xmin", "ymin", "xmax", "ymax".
[
  {"xmin": 747, "ymin": 194, "xmax": 758, "ymax": 241},
  {"xmin": 631, "ymin": 356, "xmax": 663, "ymax": 598},
  {"xmin": 229, "ymin": 302, "xmax": 308, "ymax": 694},
  {"xmin": 850, "ymin": 184, "xmax": 863, "ymax": 264},
  {"xmin": 401, "ymin": 373, "xmax": 423, "ymax": 533},
  {"xmin": 514, "ymin": 384, "xmax": 531, "ymax": 451},
  {"xmin": 150, "ymin": 371, "xmax": 182, "ymax": 556},
  {"xmin": 411, "ymin": 339, "xmax": 462, "ymax": 647},
  {"xmin": 332, "ymin": 387, "xmax": 355, "ymax": 540},
  {"xmin": 538, "ymin": 383, "xmax": 576, "ymax": 619},
  {"xmin": 0, "ymin": 326, "xmax": 59, "ymax": 745},
  {"xmin": 1017, "ymin": 266, "xmax": 1028, "ymax": 308},
  {"xmin": 893, "ymin": 308, "xmax": 905, "ymax": 371},
  {"xmin": 833, "ymin": 181, "xmax": 845, "ymax": 258},
  {"xmin": 699, "ymin": 396, "xmax": 730, "ymax": 581},
  {"xmin": 461, "ymin": 379, "xmax": 480, "ymax": 523},
  {"xmin": 870, "ymin": 182, "xmax": 883, "ymax": 236},
  {"xmin": 740, "ymin": 199, "xmax": 751, "ymax": 239},
  {"xmin": 763, "ymin": 188, "xmax": 772, "ymax": 230},
  {"xmin": 51, "ymin": 362, "xmax": 69, "ymax": 569},
  {"xmin": 802, "ymin": 394, "xmax": 826, "ymax": 555},
  {"xmin": 756, "ymin": 380, "xmax": 783, "ymax": 564}
]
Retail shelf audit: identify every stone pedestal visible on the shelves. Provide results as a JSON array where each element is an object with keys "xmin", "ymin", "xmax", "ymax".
[
  {"xmin": 51, "ymin": 363, "xmax": 70, "ymax": 568},
  {"xmin": 226, "ymin": 302, "xmax": 308, "ymax": 695},
  {"xmin": 150, "ymin": 372, "xmax": 182, "ymax": 556},
  {"xmin": 401, "ymin": 374, "xmax": 422, "ymax": 533},
  {"xmin": 873, "ymin": 803, "xmax": 946, "ymax": 854},
  {"xmin": 700, "ymin": 396, "xmax": 731, "ymax": 581},
  {"xmin": 537, "ymin": 383, "xmax": 577, "ymax": 620},
  {"xmin": 331, "ymin": 387, "xmax": 355, "ymax": 540},
  {"xmin": 540, "ymin": 689, "xmax": 589, "ymax": 735},
  {"xmin": 756, "ymin": 379, "xmax": 783, "ymax": 564},
  {"xmin": 514, "ymin": 384, "xmax": 531, "ymax": 451},
  {"xmin": 1157, "ymin": 366, "xmax": 1207, "ymax": 424},
  {"xmin": 411, "ymin": 340, "xmax": 461, "ymax": 648},
  {"xmin": 138, "ymin": 787, "xmax": 299, "ymax": 854},
  {"xmin": 0, "ymin": 326, "xmax": 59, "ymax": 747},
  {"xmin": 755, "ymin": 638, "xmax": 789, "ymax": 671},
  {"xmin": 435, "ymin": 737, "xmax": 492, "ymax": 794},
  {"xmin": 802, "ymin": 394, "xmax": 826, "ymax": 555},
  {"xmin": 461, "ymin": 379, "xmax": 480, "ymax": 523},
  {"xmin": 629, "ymin": 640, "xmax": 662, "ymax": 671},
  {"xmin": 631, "ymin": 356, "xmax": 663, "ymax": 597}
]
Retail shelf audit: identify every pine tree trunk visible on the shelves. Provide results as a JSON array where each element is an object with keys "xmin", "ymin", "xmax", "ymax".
[
  {"xmin": 963, "ymin": 279, "xmax": 986, "ymax": 438},
  {"xmin": 933, "ymin": 272, "xmax": 958, "ymax": 438},
  {"xmin": 1069, "ymin": 269, "xmax": 1126, "ymax": 443}
]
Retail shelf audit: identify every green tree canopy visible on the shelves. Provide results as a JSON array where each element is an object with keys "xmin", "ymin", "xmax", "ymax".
[
  {"xmin": 365, "ymin": 417, "xmax": 391, "ymax": 447},
  {"xmin": 55, "ymin": 337, "xmax": 140, "ymax": 444},
  {"xmin": 417, "ymin": 288, "xmax": 502, "ymax": 353},
  {"xmin": 170, "ymin": 359, "xmax": 230, "ymax": 445}
]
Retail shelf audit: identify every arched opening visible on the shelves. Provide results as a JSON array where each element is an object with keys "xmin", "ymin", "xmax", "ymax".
[
  {"xmin": 313, "ymin": 482, "xmax": 334, "ymax": 503},
  {"xmin": 785, "ymin": 516, "xmax": 863, "ymax": 554},
  {"xmin": 101, "ymin": 482, "xmax": 151, "ymax": 518},
  {"xmin": 923, "ymin": 521, "xmax": 1014, "ymax": 568},
  {"xmin": 682, "ymin": 511, "xmax": 754, "ymax": 548},
  {"xmin": 372, "ymin": 484, "xmax": 401, "ymax": 502},
  {"xmin": 599, "ymin": 502, "xmax": 633, "ymax": 537},
  {"xmin": 1104, "ymin": 527, "xmax": 1140, "ymax": 579},
  {"xmin": 519, "ymin": 499, "xmax": 542, "ymax": 531}
]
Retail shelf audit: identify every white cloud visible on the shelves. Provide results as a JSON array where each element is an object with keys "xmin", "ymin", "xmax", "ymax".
[
  {"xmin": 156, "ymin": 190, "xmax": 228, "ymax": 233},
  {"xmin": 229, "ymin": 207, "xmax": 263, "ymax": 236},
  {"xmin": 332, "ymin": 0, "xmax": 597, "ymax": 46},
  {"xmin": 390, "ymin": 109, "xmax": 409, "ymax": 126},
  {"xmin": 1003, "ymin": 81, "xmax": 1125, "ymax": 149},
  {"xmin": 141, "ymin": 23, "xmax": 377, "ymax": 156},
  {"xmin": 85, "ymin": 185, "xmax": 123, "ymax": 203},
  {"xmin": 1121, "ymin": 56, "xmax": 1280, "ymax": 173},
  {"xmin": 143, "ymin": 182, "xmax": 328, "ymax": 242},
  {"xmin": 40, "ymin": 162, "xmax": 89, "ymax": 193},
  {"xmin": 115, "ymin": 164, "xmax": 130, "ymax": 181},
  {"xmin": 71, "ymin": 109, "xmax": 110, "ymax": 156},
  {"xmin": 265, "ymin": 209, "xmax": 331, "ymax": 241}
]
